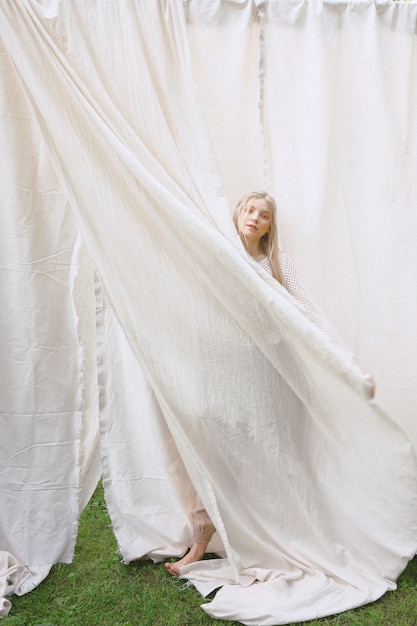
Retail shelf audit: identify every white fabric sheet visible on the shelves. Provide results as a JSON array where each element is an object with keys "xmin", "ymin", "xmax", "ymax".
[
  {"xmin": 0, "ymin": 551, "xmax": 50, "ymax": 618},
  {"xmin": 0, "ymin": 17, "xmax": 101, "ymax": 615},
  {"xmin": 0, "ymin": 41, "xmax": 80, "ymax": 566},
  {"xmin": 260, "ymin": 0, "xmax": 417, "ymax": 436},
  {"xmin": 0, "ymin": 1, "xmax": 417, "ymax": 624}
]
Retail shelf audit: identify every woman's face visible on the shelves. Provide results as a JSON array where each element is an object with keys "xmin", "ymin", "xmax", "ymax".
[{"xmin": 242, "ymin": 198, "xmax": 271, "ymax": 243}]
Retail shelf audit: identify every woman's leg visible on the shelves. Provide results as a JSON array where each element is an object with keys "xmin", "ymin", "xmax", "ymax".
[{"xmin": 165, "ymin": 494, "xmax": 216, "ymax": 576}]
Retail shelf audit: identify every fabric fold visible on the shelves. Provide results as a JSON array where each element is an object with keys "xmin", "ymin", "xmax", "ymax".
[{"xmin": 0, "ymin": 552, "xmax": 51, "ymax": 618}]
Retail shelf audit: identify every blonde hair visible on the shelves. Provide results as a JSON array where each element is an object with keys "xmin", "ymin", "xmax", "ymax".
[{"xmin": 233, "ymin": 191, "xmax": 283, "ymax": 284}]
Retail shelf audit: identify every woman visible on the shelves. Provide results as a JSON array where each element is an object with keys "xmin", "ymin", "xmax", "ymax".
[{"xmin": 165, "ymin": 191, "xmax": 375, "ymax": 576}]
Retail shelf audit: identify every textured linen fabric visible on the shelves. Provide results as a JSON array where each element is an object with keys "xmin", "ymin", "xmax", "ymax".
[
  {"xmin": 0, "ymin": 2, "xmax": 417, "ymax": 625},
  {"xmin": 0, "ymin": 32, "xmax": 101, "ymax": 570},
  {"xmin": 0, "ymin": 553, "xmax": 50, "ymax": 618}
]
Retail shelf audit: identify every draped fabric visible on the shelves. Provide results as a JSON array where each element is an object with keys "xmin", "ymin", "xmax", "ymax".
[
  {"xmin": 1, "ymin": 1, "xmax": 417, "ymax": 624},
  {"xmin": 0, "ymin": 25, "xmax": 101, "ymax": 573}
]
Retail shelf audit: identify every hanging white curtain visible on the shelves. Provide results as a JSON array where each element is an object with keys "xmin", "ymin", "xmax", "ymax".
[
  {"xmin": 0, "ymin": 1, "xmax": 417, "ymax": 624},
  {"xmin": 0, "ymin": 28, "xmax": 101, "ymax": 615}
]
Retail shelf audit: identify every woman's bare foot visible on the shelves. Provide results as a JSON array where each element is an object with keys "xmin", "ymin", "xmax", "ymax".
[{"xmin": 164, "ymin": 541, "xmax": 208, "ymax": 576}]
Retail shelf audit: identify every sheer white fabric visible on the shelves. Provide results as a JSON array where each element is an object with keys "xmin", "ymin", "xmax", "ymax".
[
  {"xmin": 0, "ymin": 1, "xmax": 417, "ymax": 624},
  {"xmin": 260, "ymin": 253, "xmax": 354, "ymax": 354}
]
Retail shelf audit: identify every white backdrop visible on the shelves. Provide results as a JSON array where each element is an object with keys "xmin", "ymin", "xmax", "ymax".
[{"xmin": 1, "ymin": 1, "xmax": 417, "ymax": 624}]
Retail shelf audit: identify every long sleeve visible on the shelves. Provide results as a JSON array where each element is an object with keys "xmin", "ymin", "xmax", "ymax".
[{"xmin": 259, "ymin": 252, "xmax": 354, "ymax": 356}]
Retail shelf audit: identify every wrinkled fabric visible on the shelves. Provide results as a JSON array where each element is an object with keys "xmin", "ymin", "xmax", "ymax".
[
  {"xmin": 0, "ymin": 552, "xmax": 50, "ymax": 617},
  {"xmin": 0, "ymin": 1, "xmax": 417, "ymax": 624}
]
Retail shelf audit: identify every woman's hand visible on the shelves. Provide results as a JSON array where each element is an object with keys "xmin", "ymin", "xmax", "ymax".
[{"xmin": 362, "ymin": 372, "xmax": 376, "ymax": 398}]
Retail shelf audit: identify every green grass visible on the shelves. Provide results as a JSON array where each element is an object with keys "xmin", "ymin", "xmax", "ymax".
[{"xmin": 3, "ymin": 483, "xmax": 417, "ymax": 626}]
